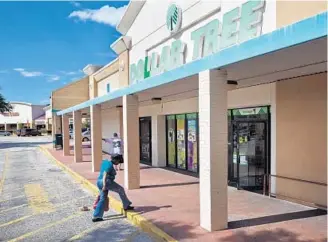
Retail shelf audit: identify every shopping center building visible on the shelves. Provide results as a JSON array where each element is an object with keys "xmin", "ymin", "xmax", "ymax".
[
  {"xmin": 0, "ymin": 101, "xmax": 46, "ymax": 132},
  {"xmin": 52, "ymin": 0, "xmax": 327, "ymax": 231}
]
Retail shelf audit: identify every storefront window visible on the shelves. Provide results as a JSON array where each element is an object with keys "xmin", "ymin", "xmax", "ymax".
[
  {"xmin": 186, "ymin": 113, "xmax": 198, "ymax": 172},
  {"xmin": 176, "ymin": 114, "xmax": 186, "ymax": 169},
  {"xmin": 166, "ymin": 115, "xmax": 176, "ymax": 167}
]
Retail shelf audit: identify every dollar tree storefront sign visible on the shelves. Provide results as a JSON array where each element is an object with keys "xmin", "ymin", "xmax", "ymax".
[{"xmin": 130, "ymin": 0, "xmax": 265, "ymax": 84}]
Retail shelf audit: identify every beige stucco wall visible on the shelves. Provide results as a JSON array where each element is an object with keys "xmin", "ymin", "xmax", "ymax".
[
  {"xmin": 276, "ymin": 1, "xmax": 327, "ymax": 28},
  {"xmin": 276, "ymin": 73, "xmax": 327, "ymax": 207},
  {"xmin": 139, "ymin": 83, "xmax": 275, "ymax": 116},
  {"xmin": 119, "ymin": 50, "xmax": 129, "ymax": 87},
  {"xmin": 97, "ymin": 71, "xmax": 120, "ymax": 97},
  {"xmin": 52, "ymin": 77, "xmax": 89, "ymax": 110},
  {"xmin": 101, "ymin": 107, "xmax": 121, "ymax": 153}
]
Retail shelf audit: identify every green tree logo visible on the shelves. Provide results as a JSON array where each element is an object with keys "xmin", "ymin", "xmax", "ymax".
[{"xmin": 166, "ymin": 4, "xmax": 182, "ymax": 33}]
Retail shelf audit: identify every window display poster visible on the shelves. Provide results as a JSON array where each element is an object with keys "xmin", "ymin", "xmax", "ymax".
[
  {"xmin": 176, "ymin": 116, "xmax": 186, "ymax": 169},
  {"xmin": 187, "ymin": 119, "xmax": 198, "ymax": 172},
  {"xmin": 167, "ymin": 117, "xmax": 176, "ymax": 167}
]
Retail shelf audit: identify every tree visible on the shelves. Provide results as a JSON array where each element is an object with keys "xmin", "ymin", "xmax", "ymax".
[{"xmin": 0, "ymin": 91, "xmax": 12, "ymax": 113}]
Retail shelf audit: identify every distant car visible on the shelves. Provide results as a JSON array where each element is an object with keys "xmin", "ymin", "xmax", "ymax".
[
  {"xmin": 82, "ymin": 130, "xmax": 91, "ymax": 142},
  {"xmin": 0, "ymin": 131, "xmax": 11, "ymax": 136},
  {"xmin": 16, "ymin": 129, "xmax": 21, "ymax": 136},
  {"xmin": 20, "ymin": 128, "xmax": 41, "ymax": 137},
  {"xmin": 69, "ymin": 128, "xmax": 90, "ymax": 141}
]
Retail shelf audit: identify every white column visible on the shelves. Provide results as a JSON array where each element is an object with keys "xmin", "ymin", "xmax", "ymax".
[
  {"xmin": 151, "ymin": 115, "xmax": 166, "ymax": 167},
  {"xmin": 117, "ymin": 106, "xmax": 123, "ymax": 139},
  {"xmin": 73, "ymin": 110, "xmax": 82, "ymax": 163},
  {"xmin": 199, "ymin": 69, "xmax": 228, "ymax": 231},
  {"xmin": 123, "ymin": 95, "xmax": 140, "ymax": 189},
  {"xmin": 91, "ymin": 104, "xmax": 102, "ymax": 172},
  {"xmin": 62, "ymin": 115, "xmax": 70, "ymax": 156}
]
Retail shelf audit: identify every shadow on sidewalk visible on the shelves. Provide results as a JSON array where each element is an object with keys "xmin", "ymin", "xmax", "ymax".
[
  {"xmin": 228, "ymin": 209, "xmax": 327, "ymax": 229},
  {"xmin": 140, "ymin": 181, "xmax": 199, "ymax": 189},
  {"xmin": 134, "ymin": 205, "xmax": 173, "ymax": 215},
  {"xmin": 220, "ymin": 228, "xmax": 327, "ymax": 242}
]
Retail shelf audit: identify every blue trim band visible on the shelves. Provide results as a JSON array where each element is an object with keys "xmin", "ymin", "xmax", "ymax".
[{"xmin": 57, "ymin": 12, "xmax": 327, "ymax": 116}]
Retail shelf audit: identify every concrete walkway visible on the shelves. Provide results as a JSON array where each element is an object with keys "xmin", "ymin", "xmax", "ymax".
[
  {"xmin": 46, "ymin": 145, "xmax": 327, "ymax": 242},
  {"xmin": 0, "ymin": 137, "xmax": 157, "ymax": 242}
]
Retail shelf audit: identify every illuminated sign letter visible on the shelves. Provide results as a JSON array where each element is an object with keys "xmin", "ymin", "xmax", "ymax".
[
  {"xmin": 239, "ymin": 0, "xmax": 265, "ymax": 43},
  {"xmin": 170, "ymin": 39, "xmax": 185, "ymax": 69},
  {"xmin": 203, "ymin": 19, "xmax": 220, "ymax": 57},
  {"xmin": 220, "ymin": 7, "xmax": 240, "ymax": 49},
  {"xmin": 159, "ymin": 46, "xmax": 171, "ymax": 72},
  {"xmin": 150, "ymin": 52, "xmax": 160, "ymax": 76},
  {"xmin": 191, "ymin": 26, "xmax": 206, "ymax": 60},
  {"xmin": 130, "ymin": 63, "xmax": 138, "ymax": 84}
]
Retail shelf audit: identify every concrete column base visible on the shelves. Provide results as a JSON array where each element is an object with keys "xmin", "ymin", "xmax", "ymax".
[
  {"xmin": 91, "ymin": 105, "xmax": 102, "ymax": 172},
  {"xmin": 123, "ymin": 95, "xmax": 140, "ymax": 190},
  {"xmin": 151, "ymin": 115, "xmax": 166, "ymax": 167},
  {"xmin": 199, "ymin": 69, "xmax": 228, "ymax": 232},
  {"xmin": 73, "ymin": 111, "xmax": 82, "ymax": 163},
  {"xmin": 62, "ymin": 115, "xmax": 70, "ymax": 156}
]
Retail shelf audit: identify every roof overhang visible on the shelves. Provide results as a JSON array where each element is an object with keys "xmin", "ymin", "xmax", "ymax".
[
  {"xmin": 116, "ymin": 1, "xmax": 146, "ymax": 35},
  {"xmin": 82, "ymin": 64, "xmax": 103, "ymax": 76},
  {"xmin": 110, "ymin": 36, "xmax": 132, "ymax": 55},
  {"xmin": 57, "ymin": 12, "xmax": 327, "ymax": 116}
]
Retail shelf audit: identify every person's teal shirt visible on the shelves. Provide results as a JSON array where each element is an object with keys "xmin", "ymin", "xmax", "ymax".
[{"xmin": 97, "ymin": 159, "xmax": 114, "ymax": 181}]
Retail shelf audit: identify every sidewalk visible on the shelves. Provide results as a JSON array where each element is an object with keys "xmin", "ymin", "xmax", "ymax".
[{"xmin": 44, "ymin": 145, "xmax": 327, "ymax": 242}]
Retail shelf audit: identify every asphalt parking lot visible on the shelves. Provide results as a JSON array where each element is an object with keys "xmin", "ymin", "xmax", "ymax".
[{"xmin": 0, "ymin": 136, "xmax": 157, "ymax": 242}]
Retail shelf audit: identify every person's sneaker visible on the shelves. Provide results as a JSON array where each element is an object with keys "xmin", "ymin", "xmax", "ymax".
[
  {"xmin": 92, "ymin": 217, "xmax": 104, "ymax": 222},
  {"xmin": 124, "ymin": 205, "xmax": 134, "ymax": 211}
]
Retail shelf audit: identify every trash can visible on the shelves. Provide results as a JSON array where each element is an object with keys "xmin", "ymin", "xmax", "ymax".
[{"xmin": 55, "ymin": 134, "xmax": 63, "ymax": 148}]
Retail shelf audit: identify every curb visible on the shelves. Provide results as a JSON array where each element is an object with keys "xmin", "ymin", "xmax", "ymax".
[{"xmin": 38, "ymin": 146, "xmax": 178, "ymax": 242}]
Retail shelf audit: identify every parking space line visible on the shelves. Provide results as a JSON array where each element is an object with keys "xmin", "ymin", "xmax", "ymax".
[
  {"xmin": 24, "ymin": 184, "xmax": 55, "ymax": 213},
  {"xmin": 0, "ymin": 194, "xmax": 89, "ymax": 215},
  {"xmin": 67, "ymin": 223, "xmax": 105, "ymax": 241},
  {"xmin": 0, "ymin": 204, "xmax": 27, "ymax": 214},
  {"xmin": 0, "ymin": 215, "xmax": 33, "ymax": 228},
  {"xmin": 0, "ymin": 152, "xmax": 9, "ymax": 195},
  {"xmin": 67, "ymin": 214, "xmax": 126, "ymax": 241},
  {"xmin": 0, "ymin": 195, "xmax": 25, "ymax": 203},
  {"xmin": 8, "ymin": 212, "xmax": 82, "ymax": 242}
]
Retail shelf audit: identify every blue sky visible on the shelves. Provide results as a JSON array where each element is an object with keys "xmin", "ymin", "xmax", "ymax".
[{"xmin": 0, "ymin": 1, "xmax": 128, "ymax": 105}]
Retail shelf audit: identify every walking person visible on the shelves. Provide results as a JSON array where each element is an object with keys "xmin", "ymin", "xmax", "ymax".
[
  {"xmin": 102, "ymin": 133, "xmax": 124, "ymax": 171},
  {"xmin": 92, "ymin": 155, "xmax": 134, "ymax": 222}
]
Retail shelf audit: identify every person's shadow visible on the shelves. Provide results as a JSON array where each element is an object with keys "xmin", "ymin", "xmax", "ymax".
[{"xmin": 133, "ymin": 205, "xmax": 172, "ymax": 215}]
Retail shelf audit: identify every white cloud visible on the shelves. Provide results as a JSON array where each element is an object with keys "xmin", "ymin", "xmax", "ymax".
[
  {"xmin": 68, "ymin": 5, "xmax": 127, "ymax": 26},
  {"xmin": 47, "ymin": 75, "xmax": 60, "ymax": 82},
  {"xmin": 60, "ymin": 70, "xmax": 81, "ymax": 76},
  {"xmin": 13, "ymin": 68, "xmax": 43, "ymax": 77},
  {"xmin": 70, "ymin": 1, "xmax": 81, "ymax": 7},
  {"xmin": 40, "ymin": 99, "xmax": 50, "ymax": 104}
]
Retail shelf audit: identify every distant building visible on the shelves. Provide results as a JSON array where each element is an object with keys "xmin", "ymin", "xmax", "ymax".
[{"xmin": 0, "ymin": 101, "xmax": 46, "ymax": 132}]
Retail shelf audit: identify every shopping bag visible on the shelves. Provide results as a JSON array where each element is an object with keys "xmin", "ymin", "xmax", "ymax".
[
  {"xmin": 93, "ymin": 195, "xmax": 100, "ymax": 210},
  {"xmin": 93, "ymin": 195, "xmax": 109, "ymax": 211}
]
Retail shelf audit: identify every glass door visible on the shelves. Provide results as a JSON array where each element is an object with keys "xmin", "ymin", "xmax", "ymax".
[
  {"xmin": 235, "ymin": 121, "xmax": 268, "ymax": 193},
  {"xmin": 186, "ymin": 113, "xmax": 198, "ymax": 172},
  {"xmin": 139, "ymin": 117, "xmax": 152, "ymax": 164}
]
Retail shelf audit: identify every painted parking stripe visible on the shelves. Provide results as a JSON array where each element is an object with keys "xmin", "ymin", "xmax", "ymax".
[
  {"xmin": 24, "ymin": 184, "xmax": 55, "ymax": 213},
  {"xmin": 67, "ymin": 214, "xmax": 126, "ymax": 241},
  {"xmin": 0, "ymin": 152, "xmax": 9, "ymax": 195},
  {"xmin": 0, "ymin": 215, "xmax": 33, "ymax": 228},
  {"xmin": 0, "ymin": 195, "xmax": 25, "ymax": 203},
  {"xmin": 8, "ymin": 212, "xmax": 82, "ymax": 242},
  {"xmin": 0, "ymin": 204, "xmax": 27, "ymax": 214}
]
